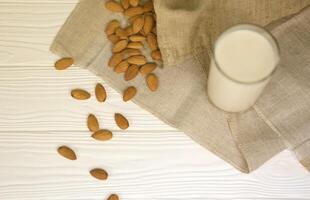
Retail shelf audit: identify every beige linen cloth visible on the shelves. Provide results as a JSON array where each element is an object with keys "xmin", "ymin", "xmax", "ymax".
[{"xmin": 51, "ymin": 0, "xmax": 310, "ymax": 173}]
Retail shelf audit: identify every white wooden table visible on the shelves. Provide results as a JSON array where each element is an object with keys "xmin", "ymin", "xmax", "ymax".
[{"xmin": 0, "ymin": 1, "xmax": 309, "ymax": 199}]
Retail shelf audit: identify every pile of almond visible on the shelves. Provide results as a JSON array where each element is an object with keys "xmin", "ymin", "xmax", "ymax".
[
  {"xmin": 53, "ymin": 1, "xmax": 161, "ymax": 199},
  {"xmin": 105, "ymin": 0, "xmax": 161, "ymax": 101}
]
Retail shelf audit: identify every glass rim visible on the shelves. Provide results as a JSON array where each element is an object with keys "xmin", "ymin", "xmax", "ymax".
[{"xmin": 212, "ymin": 23, "xmax": 281, "ymax": 85}]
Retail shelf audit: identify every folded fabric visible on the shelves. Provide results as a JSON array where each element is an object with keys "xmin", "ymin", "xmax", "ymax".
[{"xmin": 51, "ymin": 0, "xmax": 310, "ymax": 173}]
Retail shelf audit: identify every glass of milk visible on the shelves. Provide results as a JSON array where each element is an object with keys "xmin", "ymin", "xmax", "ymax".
[{"xmin": 207, "ymin": 24, "xmax": 280, "ymax": 113}]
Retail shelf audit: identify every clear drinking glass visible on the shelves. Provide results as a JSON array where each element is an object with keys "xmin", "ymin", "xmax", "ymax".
[{"xmin": 207, "ymin": 24, "xmax": 280, "ymax": 113}]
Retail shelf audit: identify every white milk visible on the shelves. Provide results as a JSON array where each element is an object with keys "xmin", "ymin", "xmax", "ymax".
[{"xmin": 207, "ymin": 24, "xmax": 280, "ymax": 112}]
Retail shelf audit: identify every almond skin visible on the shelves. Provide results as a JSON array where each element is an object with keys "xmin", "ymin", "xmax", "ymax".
[
  {"xmin": 129, "ymin": 0, "xmax": 140, "ymax": 7},
  {"xmin": 127, "ymin": 42, "xmax": 144, "ymax": 49},
  {"xmin": 115, "ymin": 113, "xmax": 129, "ymax": 130},
  {"xmin": 146, "ymin": 73, "xmax": 158, "ymax": 91},
  {"xmin": 57, "ymin": 146, "xmax": 77, "ymax": 160},
  {"xmin": 108, "ymin": 34, "xmax": 120, "ymax": 44},
  {"xmin": 123, "ymin": 86, "xmax": 137, "ymax": 102},
  {"xmin": 71, "ymin": 89, "xmax": 91, "ymax": 100},
  {"xmin": 87, "ymin": 114, "xmax": 100, "ymax": 132},
  {"xmin": 107, "ymin": 194, "xmax": 119, "ymax": 200},
  {"xmin": 114, "ymin": 60, "xmax": 129, "ymax": 73},
  {"xmin": 146, "ymin": 33, "xmax": 158, "ymax": 51},
  {"xmin": 92, "ymin": 129, "xmax": 113, "ymax": 141},
  {"xmin": 124, "ymin": 7, "xmax": 144, "ymax": 17},
  {"xmin": 151, "ymin": 50, "xmax": 162, "ymax": 61},
  {"xmin": 140, "ymin": 63, "xmax": 157, "ymax": 75},
  {"xmin": 121, "ymin": 0, "xmax": 130, "ymax": 9},
  {"xmin": 132, "ymin": 15, "xmax": 144, "ymax": 34},
  {"xmin": 95, "ymin": 83, "xmax": 107, "ymax": 102},
  {"xmin": 129, "ymin": 34, "xmax": 146, "ymax": 42},
  {"xmin": 127, "ymin": 55, "xmax": 147, "ymax": 65},
  {"xmin": 54, "ymin": 57, "xmax": 74, "ymax": 70},
  {"xmin": 113, "ymin": 40, "xmax": 128, "ymax": 53},
  {"xmin": 109, "ymin": 53, "xmax": 123, "ymax": 67},
  {"xmin": 124, "ymin": 65, "xmax": 139, "ymax": 81},
  {"xmin": 105, "ymin": 20, "xmax": 120, "ymax": 35},
  {"xmin": 105, "ymin": 0, "xmax": 124, "ymax": 12},
  {"xmin": 90, "ymin": 168, "xmax": 108, "ymax": 180},
  {"xmin": 143, "ymin": 1, "xmax": 154, "ymax": 12},
  {"xmin": 143, "ymin": 15, "xmax": 154, "ymax": 35}
]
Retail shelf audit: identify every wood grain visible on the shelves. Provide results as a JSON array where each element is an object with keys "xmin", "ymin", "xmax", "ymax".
[{"xmin": 0, "ymin": 1, "xmax": 309, "ymax": 200}]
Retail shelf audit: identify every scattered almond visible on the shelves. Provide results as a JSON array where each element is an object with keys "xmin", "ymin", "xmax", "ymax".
[
  {"xmin": 120, "ymin": 0, "xmax": 130, "ymax": 9},
  {"xmin": 115, "ymin": 113, "xmax": 129, "ymax": 130},
  {"xmin": 109, "ymin": 53, "xmax": 123, "ymax": 67},
  {"xmin": 92, "ymin": 129, "xmax": 113, "ymax": 141},
  {"xmin": 87, "ymin": 114, "xmax": 100, "ymax": 132},
  {"xmin": 146, "ymin": 73, "xmax": 158, "ymax": 91},
  {"xmin": 105, "ymin": 0, "xmax": 124, "ymax": 12},
  {"xmin": 129, "ymin": 0, "xmax": 140, "ymax": 7},
  {"xmin": 124, "ymin": 7, "xmax": 144, "ymax": 17},
  {"xmin": 114, "ymin": 60, "xmax": 129, "ymax": 73},
  {"xmin": 127, "ymin": 55, "xmax": 147, "ymax": 65},
  {"xmin": 54, "ymin": 57, "xmax": 74, "ymax": 70},
  {"xmin": 71, "ymin": 89, "xmax": 91, "ymax": 100},
  {"xmin": 105, "ymin": 20, "xmax": 120, "ymax": 35},
  {"xmin": 123, "ymin": 86, "xmax": 137, "ymax": 102},
  {"xmin": 132, "ymin": 15, "xmax": 144, "ymax": 34},
  {"xmin": 143, "ymin": 1, "xmax": 154, "ymax": 12},
  {"xmin": 124, "ymin": 65, "xmax": 139, "ymax": 81},
  {"xmin": 151, "ymin": 50, "xmax": 162, "ymax": 61},
  {"xmin": 112, "ymin": 40, "xmax": 128, "ymax": 53},
  {"xmin": 107, "ymin": 194, "xmax": 119, "ymax": 200},
  {"xmin": 140, "ymin": 63, "xmax": 157, "ymax": 75},
  {"xmin": 90, "ymin": 168, "xmax": 108, "ymax": 180},
  {"xmin": 127, "ymin": 42, "xmax": 144, "ymax": 49},
  {"xmin": 143, "ymin": 15, "xmax": 154, "ymax": 35},
  {"xmin": 129, "ymin": 34, "xmax": 146, "ymax": 42},
  {"xmin": 146, "ymin": 33, "xmax": 158, "ymax": 51},
  {"xmin": 108, "ymin": 34, "xmax": 121, "ymax": 44},
  {"xmin": 57, "ymin": 146, "xmax": 77, "ymax": 160},
  {"xmin": 121, "ymin": 49, "xmax": 141, "ymax": 57},
  {"xmin": 95, "ymin": 83, "xmax": 107, "ymax": 102}
]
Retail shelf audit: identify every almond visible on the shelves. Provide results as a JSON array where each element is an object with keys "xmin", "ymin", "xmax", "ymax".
[
  {"xmin": 140, "ymin": 63, "xmax": 157, "ymax": 75},
  {"xmin": 107, "ymin": 194, "xmax": 119, "ymax": 200},
  {"xmin": 71, "ymin": 89, "xmax": 91, "ymax": 100},
  {"xmin": 92, "ymin": 129, "xmax": 113, "ymax": 141},
  {"xmin": 90, "ymin": 168, "xmax": 108, "ymax": 180},
  {"xmin": 87, "ymin": 114, "xmax": 99, "ymax": 132},
  {"xmin": 143, "ymin": 15, "xmax": 154, "ymax": 35},
  {"xmin": 143, "ymin": 1, "xmax": 154, "ymax": 12},
  {"xmin": 125, "ymin": 26, "xmax": 134, "ymax": 36},
  {"xmin": 115, "ymin": 113, "xmax": 129, "ymax": 130},
  {"xmin": 140, "ymin": 28, "xmax": 146, "ymax": 36},
  {"xmin": 95, "ymin": 83, "xmax": 107, "ymax": 102},
  {"xmin": 54, "ymin": 57, "xmax": 74, "ymax": 70},
  {"xmin": 57, "ymin": 146, "xmax": 77, "ymax": 160},
  {"xmin": 105, "ymin": 0, "xmax": 124, "ymax": 12},
  {"xmin": 108, "ymin": 34, "xmax": 120, "ymax": 44},
  {"xmin": 129, "ymin": 0, "xmax": 140, "ymax": 7},
  {"xmin": 151, "ymin": 50, "xmax": 162, "ymax": 61},
  {"xmin": 152, "ymin": 27, "xmax": 157, "ymax": 34},
  {"xmin": 127, "ymin": 42, "xmax": 144, "ymax": 49},
  {"xmin": 120, "ymin": 0, "xmax": 130, "ymax": 9},
  {"xmin": 129, "ymin": 34, "xmax": 146, "ymax": 42},
  {"xmin": 115, "ymin": 28, "xmax": 128, "ymax": 39},
  {"xmin": 128, "ymin": 15, "xmax": 140, "ymax": 24},
  {"xmin": 124, "ymin": 65, "xmax": 139, "ymax": 81},
  {"xmin": 123, "ymin": 86, "xmax": 137, "ymax": 102},
  {"xmin": 132, "ymin": 15, "xmax": 144, "ymax": 34},
  {"xmin": 109, "ymin": 53, "xmax": 123, "ymax": 67},
  {"xmin": 112, "ymin": 40, "xmax": 128, "ymax": 53},
  {"xmin": 121, "ymin": 49, "xmax": 141, "ymax": 58},
  {"xmin": 146, "ymin": 33, "xmax": 158, "ymax": 51},
  {"xmin": 105, "ymin": 20, "xmax": 120, "ymax": 35},
  {"xmin": 127, "ymin": 55, "xmax": 147, "ymax": 65},
  {"xmin": 146, "ymin": 73, "xmax": 158, "ymax": 91},
  {"xmin": 114, "ymin": 60, "xmax": 129, "ymax": 73},
  {"xmin": 124, "ymin": 7, "xmax": 144, "ymax": 17}
]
